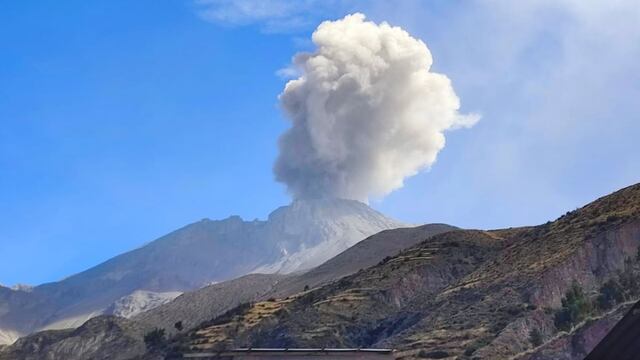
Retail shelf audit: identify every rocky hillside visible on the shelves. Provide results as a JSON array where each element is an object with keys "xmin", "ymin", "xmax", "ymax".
[
  {"xmin": 516, "ymin": 301, "xmax": 632, "ymax": 360},
  {"xmin": 176, "ymin": 183, "xmax": 640, "ymax": 359},
  {"xmin": 135, "ymin": 223, "xmax": 454, "ymax": 336},
  {"xmin": 0, "ymin": 198, "xmax": 403, "ymax": 344},
  {"xmin": 0, "ymin": 223, "xmax": 452, "ymax": 360},
  {"xmin": 0, "ymin": 316, "xmax": 146, "ymax": 360},
  {"xmin": 2, "ymin": 183, "xmax": 639, "ymax": 359},
  {"xmin": 105, "ymin": 291, "xmax": 183, "ymax": 319}
]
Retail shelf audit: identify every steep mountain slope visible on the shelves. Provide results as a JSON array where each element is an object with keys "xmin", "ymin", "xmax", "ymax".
[
  {"xmin": 0, "ymin": 316, "xmax": 146, "ymax": 360},
  {"xmin": 0, "ymin": 287, "xmax": 23, "ymax": 344},
  {"xmin": 187, "ymin": 230, "xmax": 504, "ymax": 353},
  {"xmin": 180, "ymin": 183, "xmax": 640, "ymax": 359},
  {"xmin": 136, "ymin": 224, "xmax": 455, "ymax": 334},
  {"xmin": 268, "ymin": 223, "xmax": 457, "ymax": 298},
  {"xmin": 516, "ymin": 301, "xmax": 632, "ymax": 360},
  {"xmin": 253, "ymin": 199, "xmax": 406, "ymax": 273},
  {"xmin": 0, "ymin": 330, "xmax": 19, "ymax": 348},
  {"xmin": 0, "ymin": 198, "xmax": 403, "ymax": 343},
  {"xmin": 134, "ymin": 274, "xmax": 289, "ymax": 336},
  {"xmin": 105, "ymin": 291, "xmax": 183, "ymax": 319},
  {"xmin": 0, "ymin": 223, "xmax": 454, "ymax": 359},
  {"xmin": 4, "ymin": 183, "xmax": 639, "ymax": 360},
  {"xmin": 0, "ymin": 275, "xmax": 288, "ymax": 360}
]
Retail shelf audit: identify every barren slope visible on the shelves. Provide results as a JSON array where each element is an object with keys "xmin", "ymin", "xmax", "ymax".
[
  {"xmin": 182, "ymin": 183, "xmax": 640, "ymax": 359},
  {"xmin": 0, "ymin": 224, "xmax": 452, "ymax": 359},
  {"xmin": 0, "ymin": 198, "xmax": 403, "ymax": 343}
]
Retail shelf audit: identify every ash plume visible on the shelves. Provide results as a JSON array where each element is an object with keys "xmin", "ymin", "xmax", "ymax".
[{"xmin": 275, "ymin": 13, "xmax": 478, "ymax": 201}]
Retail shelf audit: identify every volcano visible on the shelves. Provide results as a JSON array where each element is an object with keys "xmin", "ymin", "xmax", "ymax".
[{"xmin": 0, "ymin": 199, "xmax": 404, "ymax": 343}]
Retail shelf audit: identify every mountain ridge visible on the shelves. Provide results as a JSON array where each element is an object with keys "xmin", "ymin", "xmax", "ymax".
[
  {"xmin": 0, "ymin": 223, "xmax": 455, "ymax": 359},
  {"xmin": 174, "ymin": 182, "xmax": 640, "ymax": 359},
  {"xmin": 4, "ymin": 183, "xmax": 638, "ymax": 359},
  {"xmin": 0, "ymin": 198, "xmax": 404, "ymax": 344}
]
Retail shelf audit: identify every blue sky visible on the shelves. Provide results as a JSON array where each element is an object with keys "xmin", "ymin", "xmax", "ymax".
[{"xmin": 1, "ymin": 0, "xmax": 639, "ymax": 286}]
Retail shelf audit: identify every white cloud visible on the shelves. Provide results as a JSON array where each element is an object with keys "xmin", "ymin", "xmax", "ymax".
[
  {"xmin": 274, "ymin": 14, "xmax": 478, "ymax": 201},
  {"xmin": 195, "ymin": 0, "xmax": 354, "ymax": 32}
]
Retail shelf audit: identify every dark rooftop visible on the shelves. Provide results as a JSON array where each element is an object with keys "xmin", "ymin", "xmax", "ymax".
[
  {"xmin": 184, "ymin": 348, "xmax": 394, "ymax": 358},
  {"xmin": 585, "ymin": 300, "xmax": 640, "ymax": 360}
]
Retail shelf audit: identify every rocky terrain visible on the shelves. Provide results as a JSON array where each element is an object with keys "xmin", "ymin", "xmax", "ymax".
[
  {"xmin": 135, "ymin": 223, "xmax": 455, "ymax": 336},
  {"xmin": 0, "ymin": 316, "xmax": 147, "ymax": 360},
  {"xmin": 0, "ymin": 328, "xmax": 19, "ymax": 348},
  {"xmin": 2, "ymin": 183, "xmax": 639, "ymax": 359},
  {"xmin": 174, "ymin": 183, "xmax": 640, "ymax": 359},
  {"xmin": 0, "ymin": 222, "xmax": 452, "ymax": 360},
  {"xmin": 0, "ymin": 198, "xmax": 403, "ymax": 344},
  {"xmin": 516, "ymin": 301, "xmax": 632, "ymax": 360},
  {"xmin": 105, "ymin": 291, "xmax": 183, "ymax": 319}
]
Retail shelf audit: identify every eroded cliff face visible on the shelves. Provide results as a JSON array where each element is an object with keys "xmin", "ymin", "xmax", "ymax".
[
  {"xmin": 530, "ymin": 221, "xmax": 640, "ymax": 308},
  {"xmin": 480, "ymin": 221, "xmax": 640, "ymax": 359},
  {"xmin": 518, "ymin": 303, "xmax": 630, "ymax": 360},
  {"xmin": 504, "ymin": 221, "xmax": 640, "ymax": 359}
]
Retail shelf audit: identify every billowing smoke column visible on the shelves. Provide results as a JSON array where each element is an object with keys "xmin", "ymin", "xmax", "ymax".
[{"xmin": 275, "ymin": 13, "xmax": 479, "ymax": 202}]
